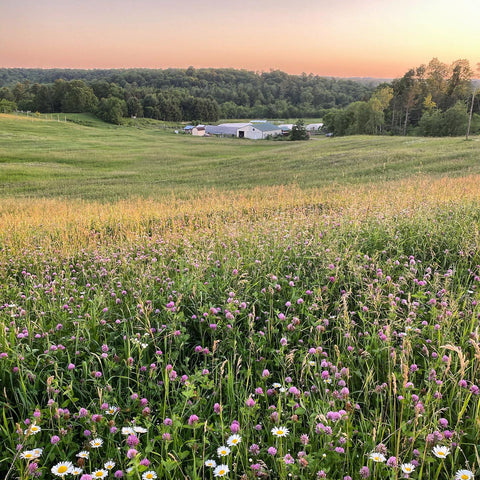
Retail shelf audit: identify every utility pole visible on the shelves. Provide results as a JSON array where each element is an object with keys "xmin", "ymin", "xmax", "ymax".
[{"xmin": 466, "ymin": 86, "xmax": 477, "ymax": 140}]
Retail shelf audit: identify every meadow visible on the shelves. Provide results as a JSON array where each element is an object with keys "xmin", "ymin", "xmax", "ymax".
[{"xmin": 1, "ymin": 113, "xmax": 480, "ymax": 480}]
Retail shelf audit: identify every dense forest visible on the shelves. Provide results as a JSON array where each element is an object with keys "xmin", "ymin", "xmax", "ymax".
[
  {"xmin": 0, "ymin": 67, "xmax": 375, "ymax": 124},
  {"xmin": 0, "ymin": 61, "xmax": 478, "ymax": 136},
  {"xmin": 323, "ymin": 58, "xmax": 480, "ymax": 136}
]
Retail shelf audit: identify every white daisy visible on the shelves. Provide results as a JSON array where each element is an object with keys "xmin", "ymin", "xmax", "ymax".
[
  {"xmin": 122, "ymin": 426, "xmax": 135, "ymax": 435},
  {"xmin": 309, "ymin": 361, "xmax": 316, "ymax": 367},
  {"xmin": 20, "ymin": 450, "xmax": 38, "ymax": 460},
  {"xmin": 32, "ymin": 448, "xmax": 43, "ymax": 457},
  {"xmin": 401, "ymin": 463, "xmax": 415, "ymax": 474},
  {"xmin": 133, "ymin": 426, "xmax": 148, "ymax": 434},
  {"xmin": 104, "ymin": 460, "xmax": 115, "ymax": 470},
  {"xmin": 213, "ymin": 464, "xmax": 230, "ymax": 477},
  {"xmin": 455, "ymin": 470, "xmax": 474, "ymax": 480},
  {"xmin": 142, "ymin": 472, "xmax": 157, "ymax": 480},
  {"xmin": 25, "ymin": 424, "xmax": 41, "ymax": 436},
  {"xmin": 227, "ymin": 434, "xmax": 241, "ymax": 446},
  {"xmin": 76, "ymin": 450, "xmax": 89, "ymax": 459},
  {"xmin": 90, "ymin": 437, "xmax": 104, "ymax": 448},
  {"xmin": 106, "ymin": 406, "xmax": 118, "ymax": 415},
  {"xmin": 51, "ymin": 461, "xmax": 74, "ymax": 477},
  {"xmin": 272, "ymin": 383, "xmax": 281, "ymax": 388},
  {"xmin": 91, "ymin": 469, "xmax": 108, "ymax": 479},
  {"xmin": 205, "ymin": 459, "xmax": 217, "ymax": 467},
  {"xmin": 217, "ymin": 446, "xmax": 231, "ymax": 457},
  {"xmin": 72, "ymin": 467, "xmax": 83, "ymax": 475},
  {"xmin": 432, "ymin": 445, "xmax": 450, "ymax": 458},
  {"xmin": 369, "ymin": 452, "xmax": 386, "ymax": 463},
  {"xmin": 271, "ymin": 426, "xmax": 289, "ymax": 437}
]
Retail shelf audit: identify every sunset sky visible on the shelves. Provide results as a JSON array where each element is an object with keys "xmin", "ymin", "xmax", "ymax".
[{"xmin": 1, "ymin": 0, "xmax": 479, "ymax": 78}]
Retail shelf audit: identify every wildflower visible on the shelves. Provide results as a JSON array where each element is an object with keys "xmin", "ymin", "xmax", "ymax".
[
  {"xmin": 401, "ymin": 463, "xmax": 415, "ymax": 474},
  {"xmin": 122, "ymin": 427, "xmax": 135, "ymax": 435},
  {"xmin": 217, "ymin": 446, "xmax": 231, "ymax": 457},
  {"xmin": 455, "ymin": 470, "xmax": 474, "ymax": 480},
  {"xmin": 90, "ymin": 437, "xmax": 103, "ymax": 448},
  {"xmin": 72, "ymin": 468, "xmax": 83, "ymax": 475},
  {"xmin": 284, "ymin": 453, "xmax": 295, "ymax": 464},
  {"xmin": 20, "ymin": 450, "xmax": 40, "ymax": 460},
  {"xmin": 386, "ymin": 456, "xmax": 397, "ymax": 467},
  {"xmin": 127, "ymin": 448, "xmax": 138, "ymax": 458},
  {"xmin": 268, "ymin": 446, "xmax": 277, "ymax": 456},
  {"xmin": 432, "ymin": 445, "xmax": 450, "ymax": 458},
  {"xmin": 142, "ymin": 472, "xmax": 157, "ymax": 480},
  {"xmin": 213, "ymin": 464, "xmax": 229, "ymax": 477},
  {"xmin": 51, "ymin": 435, "xmax": 61, "ymax": 444},
  {"xmin": 227, "ymin": 434, "xmax": 241, "ymax": 446},
  {"xmin": 51, "ymin": 461, "xmax": 74, "ymax": 477},
  {"xmin": 205, "ymin": 459, "xmax": 217, "ymax": 467},
  {"xmin": 271, "ymin": 426, "xmax": 289, "ymax": 437},
  {"xmin": 25, "ymin": 424, "xmax": 41, "ymax": 436},
  {"xmin": 106, "ymin": 406, "xmax": 118, "ymax": 415},
  {"xmin": 91, "ymin": 470, "xmax": 108, "ymax": 479},
  {"xmin": 77, "ymin": 451, "xmax": 89, "ymax": 459},
  {"xmin": 369, "ymin": 452, "xmax": 386, "ymax": 463},
  {"xmin": 32, "ymin": 447, "xmax": 43, "ymax": 457},
  {"xmin": 104, "ymin": 460, "xmax": 115, "ymax": 470},
  {"xmin": 188, "ymin": 415, "xmax": 199, "ymax": 425},
  {"xmin": 133, "ymin": 426, "xmax": 148, "ymax": 434},
  {"xmin": 359, "ymin": 466, "xmax": 370, "ymax": 478}
]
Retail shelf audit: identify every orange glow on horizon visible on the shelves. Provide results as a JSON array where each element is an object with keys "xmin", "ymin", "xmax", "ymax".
[{"xmin": 1, "ymin": 0, "xmax": 479, "ymax": 78}]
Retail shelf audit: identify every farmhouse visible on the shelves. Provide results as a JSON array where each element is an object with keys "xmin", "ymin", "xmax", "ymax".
[
  {"xmin": 192, "ymin": 125, "xmax": 206, "ymax": 136},
  {"xmin": 237, "ymin": 122, "xmax": 282, "ymax": 139}
]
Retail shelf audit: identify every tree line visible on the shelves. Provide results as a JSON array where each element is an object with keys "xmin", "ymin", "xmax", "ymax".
[
  {"xmin": 0, "ymin": 68, "xmax": 375, "ymax": 124},
  {"xmin": 323, "ymin": 58, "xmax": 480, "ymax": 136}
]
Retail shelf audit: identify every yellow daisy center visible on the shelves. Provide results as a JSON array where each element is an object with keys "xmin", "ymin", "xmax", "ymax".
[
  {"xmin": 232, "ymin": 439, "xmax": 238, "ymax": 444},
  {"xmin": 219, "ymin": 470, "xmax": 225, "ymax": 475},
  {"xmin": 25, "ymin": 453, "xmax": 32, "ymax": 458},
  {"xmin": 277, "ymin": 430, "xmax": 284, "ymax": 435},
  {"xmin": 146, "ymin": 475, "xmax": 153, "ymax": 479},
  {"xmin": 58, "ymin": 466, "xmax": 68, "ymax": 473},
  {"xmin": 462, "ymin": 476, "xmax": 469, "ymax": 480},
  {"xmin": 95, "ymin": 473, "xmax": 103, "ymax": 478},
  {"xmin": 438, "ymin": 452, "xmax": 445, "ymax": 456},
  {"xmin": 405, "ymin": 467, "xmax": 412, "ymax": 472}
]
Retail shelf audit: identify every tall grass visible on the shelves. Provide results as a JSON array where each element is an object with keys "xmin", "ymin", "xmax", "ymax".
[{"xmin": 1, "ymin": 177, "xmax": 480, "ymax": 478}]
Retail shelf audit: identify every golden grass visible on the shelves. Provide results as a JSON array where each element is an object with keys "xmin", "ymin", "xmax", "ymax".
[{"xmin": 1, "ymin": 175, "xmax": 480, "ymax": 254}]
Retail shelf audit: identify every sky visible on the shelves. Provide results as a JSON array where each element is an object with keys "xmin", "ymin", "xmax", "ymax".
[{"xmin": 1, "ymin": 0, "xmax": 479, "ymax": 78}]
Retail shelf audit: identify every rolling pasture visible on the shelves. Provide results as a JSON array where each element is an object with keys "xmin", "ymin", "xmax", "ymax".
[{"xmin": 1, "ymin": 113, "xmax": 480, "ymax": 479}]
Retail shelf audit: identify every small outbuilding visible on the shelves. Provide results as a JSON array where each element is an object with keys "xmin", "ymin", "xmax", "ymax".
[{"xmin": 306, "ymin": 123, "xmax": 324, "ymax": 133}]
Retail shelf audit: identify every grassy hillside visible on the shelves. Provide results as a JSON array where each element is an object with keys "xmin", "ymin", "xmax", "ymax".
[{"xmin": 1, "ymin": 113, "xmax": 479, "ymax": 200}]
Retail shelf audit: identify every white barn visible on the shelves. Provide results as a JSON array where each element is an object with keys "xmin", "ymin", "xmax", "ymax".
[{"xmin": 237, "ymin": 122, "xmax": 282, "ymax": 140}]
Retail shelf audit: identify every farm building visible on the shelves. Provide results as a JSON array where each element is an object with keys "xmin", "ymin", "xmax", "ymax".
[
  {"xmin": 205, "ymin": 123, "xmax": 250, "ymax": 137},
  {"xmin": 306, "ymin": 123, "xmax": 324, "ymax": 132},
  {"xmin": 192, "ymin": 125, "xmax": 206, "ymax": 136},
  {"xmin": 237, "ymin": 122, "xmax": 282, "ymax": 140},
  {"xmin": 184, "ymin": 125, "xmax": 194, "ymax": 133}
]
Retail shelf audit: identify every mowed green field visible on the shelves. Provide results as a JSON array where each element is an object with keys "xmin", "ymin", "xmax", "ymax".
[{"xmin": 1, "ymin": 113, "xmax": 479, "ymax": 200}]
